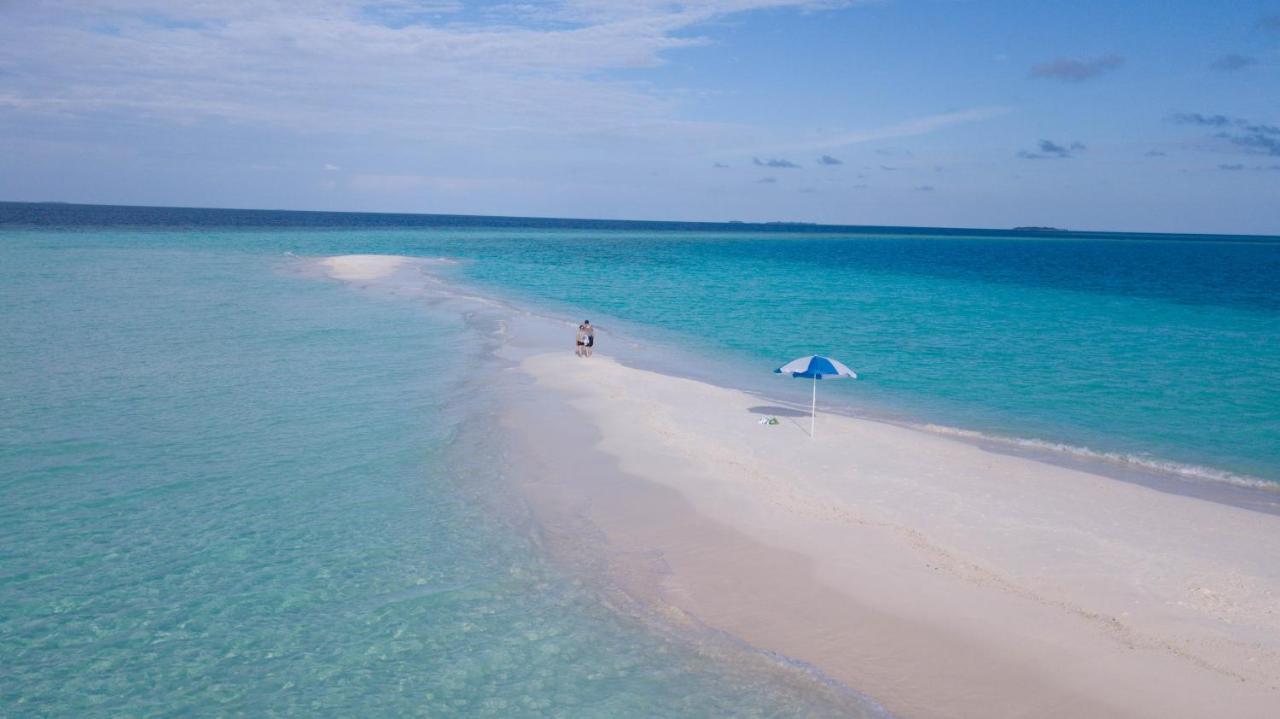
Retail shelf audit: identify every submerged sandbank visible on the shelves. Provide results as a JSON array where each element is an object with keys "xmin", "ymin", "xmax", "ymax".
[
  {"xmin": 319, "ymin": 254, "xmax": 456, "ymax": 281},
  {"xmin": 513, "ymin": 351, "xmax": 1280, "ymax": 719},
  {"xmin": 320, "ymin": 254, "xmax": 412, "ymax": 280}
]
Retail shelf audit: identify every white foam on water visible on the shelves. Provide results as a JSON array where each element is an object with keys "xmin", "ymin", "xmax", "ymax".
[{"xmin": 913, "ymin": 422, "xmax": 1277, "ymax": 491}]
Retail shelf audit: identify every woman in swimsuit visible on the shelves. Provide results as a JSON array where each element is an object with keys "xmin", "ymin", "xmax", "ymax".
[
  {"xmin": 582, "ymin": 320, "xmax": 594, "ymax": 357},
  {"xmin": 575, "ymin": 323, "xmax": 587, "ymax": 357}
]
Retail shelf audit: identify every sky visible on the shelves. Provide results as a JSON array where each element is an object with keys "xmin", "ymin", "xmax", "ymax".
[{"xmin": 1, "ymin": 0, "xmax": 1278, "ymax": 234}]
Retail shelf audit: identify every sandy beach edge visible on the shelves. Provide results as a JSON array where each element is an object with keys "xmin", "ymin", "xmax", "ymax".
[{"xmin": 506, "ymin": 350, "xmax": 1280, "ymax": 719}]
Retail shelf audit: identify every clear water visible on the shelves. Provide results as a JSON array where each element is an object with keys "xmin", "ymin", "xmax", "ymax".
[
  {"xmin": 3, "ymin": 202, "xmax": 1279, "ymax": 715},
  {"xmin": 14, "ymin": 203, "xmax": 1268, "ymax": 482},
  {"xmin": 0, "ymin": 229, "xmax": 880, "ymax": 716},
  {"xmin": 447, "ymin": 228, "xmax": 1280, "ymax": 485}
]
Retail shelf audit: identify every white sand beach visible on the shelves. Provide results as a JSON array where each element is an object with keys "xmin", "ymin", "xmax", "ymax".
[{"xmin": 509, "ymin": 352, "xmax": 1280, "ymax": 719}]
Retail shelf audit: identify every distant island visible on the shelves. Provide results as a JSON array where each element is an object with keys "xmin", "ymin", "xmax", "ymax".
[{"xmin": 1013, "ymin": 226, "xmax": 1066, "ymax": 232}]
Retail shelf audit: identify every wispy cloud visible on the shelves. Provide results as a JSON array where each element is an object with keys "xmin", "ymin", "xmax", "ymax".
[
  {"xmin": 1030, "ymin": 54, "xmax": 1124, "ymax": 82},
  {"xmin": 754, "ymin": 157, "xmax": 801, "ymax": 168},
  {"xmin": 1172, "ymin": 113, "xmax": 1280, "ymax": 156},
  {"xmin": 713, "ymin": 162, "xmax": 730, "ymax": 168},
  {"xmin": 817, "ymin": 154, "xmax": 842, "ymax": 165},
  {"xmin": 1210, "ymin": 54, "xmax": 1257, "ymax": 72},
  {"xmin": 1218, "ymin": 163, "xmax": 1280, "ymax": 171},
  {"xmin": 757, "ymin": 176, "xmax": 778, "ymax": 184},
  {"xmin": 1171, "ymin": 113, "xmax": 1232, "ymax": 127},
  {"xmin": 0, "ymin": 0, "xmax": 856, "ymax": 141},
  {"xmin": 914, "ymin": 185, "xmax": 935, "ymax": 192},
  {"xmin": 1017, "ymin": 139, "xmax": 1085, "ymax": 159},
  {"xmin": 742, "ymin": 106, "xmax": 1009, "ymax": 155}
]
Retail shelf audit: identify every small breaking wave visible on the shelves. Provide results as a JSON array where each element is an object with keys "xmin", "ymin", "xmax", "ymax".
[{"xmin": 914, "ymin": 422, "xmax": 1276, "ymax": 490}]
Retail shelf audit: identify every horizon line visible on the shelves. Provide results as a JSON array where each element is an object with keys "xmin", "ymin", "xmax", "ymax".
[{"xmin": 2, "ymin": 199, "xmax": 1277, "ymax": 241}]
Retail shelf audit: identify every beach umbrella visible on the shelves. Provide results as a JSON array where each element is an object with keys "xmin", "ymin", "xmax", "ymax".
[{"xmin": 774, "ymin": 355, "xmax": 857, "ymax": 438}]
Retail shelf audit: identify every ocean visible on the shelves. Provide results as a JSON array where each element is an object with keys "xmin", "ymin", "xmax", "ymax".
[{"xmin": 2, "ymin": 201, "xmax": 1277, "ymax": 716}]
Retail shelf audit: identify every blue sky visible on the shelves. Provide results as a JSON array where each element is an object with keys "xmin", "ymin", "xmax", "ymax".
[{"xmin": 1, "ymin": 0, "xmax": 1277, "ymax": 233}]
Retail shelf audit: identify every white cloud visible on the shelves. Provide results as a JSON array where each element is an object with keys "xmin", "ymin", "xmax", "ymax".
[
  {"xmin": 0, "ymin": 0, "xmax": 857, "ymax": 141},
  {"xmin": 738, "ymin": 106, "xmax": 1012, "ymax": 156}
]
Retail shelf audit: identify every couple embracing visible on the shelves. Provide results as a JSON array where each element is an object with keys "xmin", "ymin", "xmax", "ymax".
[{"xmin": 575, "ymin": 320, "xmax": 595, "ymax": 358}]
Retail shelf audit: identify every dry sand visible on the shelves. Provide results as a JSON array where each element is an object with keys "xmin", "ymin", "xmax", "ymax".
[{"xmin": 512, "ymin": 351, "xmax": 1280, "ymax": 719}]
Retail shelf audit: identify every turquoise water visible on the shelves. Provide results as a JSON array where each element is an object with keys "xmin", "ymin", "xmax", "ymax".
[
  {"xmin": 3, "ymin": 202, "xmax": 1279, "ymax": 715},
  {"xmin": 444, "ymin": 229, "xmax": 1280, "ymax": 484},
  {"xmin": 33, "ymin": 210, "xmax": 1266, "ymax": 483},
  {"xmin": 1, "ymin": 235, "xmax": 880, "ymax": 716}
]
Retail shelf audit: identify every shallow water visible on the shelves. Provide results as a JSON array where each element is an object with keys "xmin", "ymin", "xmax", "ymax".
[
  {"xmin": 13, "ymin": 202, "xmax": 1276, "ymax": 483},
  {"xmin": 0, "ymin": 239, "xmax": 883, "ymax": 716},
  {"xmin": 3, "ymin": 202, "xmax": 1279, "ymax": 715}
]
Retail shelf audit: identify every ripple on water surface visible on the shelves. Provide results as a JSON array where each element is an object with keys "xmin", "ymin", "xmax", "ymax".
[{"xmin": 0, "ymin": 241, "xmax": 883, "ymax": 717}]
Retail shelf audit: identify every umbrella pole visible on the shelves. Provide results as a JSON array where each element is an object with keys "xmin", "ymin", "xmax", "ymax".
[{"xmin": 811, "ymin": 376, "xmax": 817, "ymax": 439}]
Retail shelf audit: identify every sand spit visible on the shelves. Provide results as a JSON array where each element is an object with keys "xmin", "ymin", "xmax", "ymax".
[{"xmin": 513, "ymin": 352, "xmax": 1280, "ymax": 719}]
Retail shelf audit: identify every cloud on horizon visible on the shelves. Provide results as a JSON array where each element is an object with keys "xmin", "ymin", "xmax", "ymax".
[
  {"xmin": 1029, "ymin": 54, "xmax": 1124, "ymax": 82},
  {"xmin": 1017, "ymin": 139, "xmax": 1085, "ymax": 159},
  {"xmin": 757, "ymin": 176, "xmax": 778, "ymax": 184},
  {"xmin": 754, "ymin": 157, "xmax": 801, "ymax": 168},
  {"xmin": 817, "ymin": 154, "xmax": 842, "ymax": 165}
]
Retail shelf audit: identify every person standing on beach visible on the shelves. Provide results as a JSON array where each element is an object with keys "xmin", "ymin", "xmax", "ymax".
[
  {"xmin": 575, "ymin": 323, "xmax": 588, "ymax": 357},
  {"xmin": 582, "ymin": 320, "xmax": 595, "ymax": 357}
]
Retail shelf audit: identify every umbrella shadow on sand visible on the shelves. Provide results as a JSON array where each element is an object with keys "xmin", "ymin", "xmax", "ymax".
[{"xmin": 747, "ymin": 405, "xmax": 812, "ymax": 434}]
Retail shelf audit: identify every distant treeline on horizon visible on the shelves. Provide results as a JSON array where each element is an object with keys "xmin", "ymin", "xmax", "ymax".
[{"xmin": 1, "ymin": 201, "xmax": 1276, "ymax": 241}]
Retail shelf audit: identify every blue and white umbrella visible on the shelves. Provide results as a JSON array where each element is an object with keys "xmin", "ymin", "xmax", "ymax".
[{"xmin": 774, "ymin": 355, "xmax": 857, "ymax": 438}]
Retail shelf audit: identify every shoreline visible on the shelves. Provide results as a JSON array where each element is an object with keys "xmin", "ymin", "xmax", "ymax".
[
  {"xmin": 312, "ymin": 253, "xmax": 1280, "ymax": 506},
  {"xmin": 409, "ymin": 252, "xmax": 1279, "ymax": 509},
  {"xmin": 315, "ymin": 254, "xmax": 1280, "ymax": 717}
]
